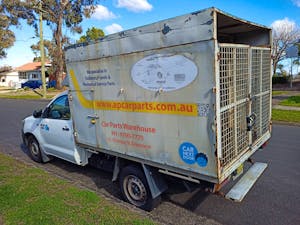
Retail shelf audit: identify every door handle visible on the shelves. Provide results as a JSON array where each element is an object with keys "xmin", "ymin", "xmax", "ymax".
[
  {"xmin": 62, "ymin": 126, "xmax": 70, "ymax": 131},
  {"xmin": 87, "ymin": 115, "xmax": 99, "ymax": 119},
  {"xmin": 87, "ymin": 115, "xmax": 99, "ymax": 125}
]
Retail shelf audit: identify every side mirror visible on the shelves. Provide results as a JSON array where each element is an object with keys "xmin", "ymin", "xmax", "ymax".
[
  {"xmin": 42, "ymin": 107, "xmax": 50, "ymax": 118},
  {"xmin": 33, "ymin": 109, "xmax": 42, "ymax": 118}
]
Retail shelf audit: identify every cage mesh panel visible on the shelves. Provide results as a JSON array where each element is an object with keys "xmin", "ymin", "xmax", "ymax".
[
  {"xmin": 220, "ymin": 109, "xmax": 235, "ymax": 166},
  {"xmin": 261, "ymin": 50, "xmax": 271, "ymax": 134},
  {"xmin": 262, "ymin": 93, "xmax": 270, "ymax": 134},
  {"xmin": 251, "ymin": 48, "xmax": 271, "ymax": 143},
  {"xmin": 219, "ymin": 46, "xmax": 250, "ymax": 167},
  {"xmin": 220, "ymin": 47, "xmax": 234, "ymax": 107},
  {"xmin": 219, "ymin": 46, "xmax": 271, "ymax": 168},
  {"xmin": 251, "ymin": 49, "xmax": 261, "ymax": 95},
  {"xmin": 251, "ymin": 97, "xmax": 261, "ymax": 143},
  {"xmin": 236, "ymin": 48, "xmax": 249, "ymax": 101},
  {"xmin": 236, "ymin": 102, "xmax": 249, "ymax": 154},
  {"xmin": 262, "ymin": 50, "xmax": 271, "ymax": 92}
]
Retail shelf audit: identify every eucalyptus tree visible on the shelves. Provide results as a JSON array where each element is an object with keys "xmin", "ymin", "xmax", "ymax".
[
  {"xmin": 0, "ymin": 11, "xmax": 15, "ymax": 58},
  {"xmin": 77, "ymin": 26, "xmax": 104, "ymax": 43},
  {"xmin": 2, "ymin": 0, "xmax": 100, "ymax": 89}
]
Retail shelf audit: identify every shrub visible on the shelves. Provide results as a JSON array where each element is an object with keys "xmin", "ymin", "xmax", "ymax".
[{"xmin": 272, "ymin": 76, "xmax": 289, "ymax": 84}]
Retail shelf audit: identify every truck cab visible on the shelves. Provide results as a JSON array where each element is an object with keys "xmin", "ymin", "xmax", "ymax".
[{"xmin": 22, "ymin": 91, "xmax": 81, "ymax": 164}]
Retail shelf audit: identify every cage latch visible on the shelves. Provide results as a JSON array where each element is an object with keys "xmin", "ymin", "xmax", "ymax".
[{"xmin": 247, "ymin": 113, "xmax": 256, "ymax": 131}]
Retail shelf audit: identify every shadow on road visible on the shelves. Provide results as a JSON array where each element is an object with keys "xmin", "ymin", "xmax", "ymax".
[{"xmin": 163, "ymin": 188, "xmax": 210, "ymax": 211}]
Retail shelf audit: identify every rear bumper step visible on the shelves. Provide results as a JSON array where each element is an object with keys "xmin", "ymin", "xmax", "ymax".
[{"xmin": 225, "ymin": 162, "xmax": 267, "ymax": 202}]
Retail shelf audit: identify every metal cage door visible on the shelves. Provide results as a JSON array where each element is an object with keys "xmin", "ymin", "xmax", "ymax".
[{"xmin": 218, "ymin": 44, "xmax": 271, "ymax": 172}]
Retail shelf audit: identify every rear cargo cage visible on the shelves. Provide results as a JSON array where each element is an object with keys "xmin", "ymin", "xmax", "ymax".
[
  {"xmin": 218, "ymin": 45, "xmax": 271, "ymax": 172},
  {"xmin": 214, "ymin": 10, "xmax": 271, "ymax": 178},
  {"xmin": 65, "ymin": 7, "xmax": 271, "ymax": 185}
]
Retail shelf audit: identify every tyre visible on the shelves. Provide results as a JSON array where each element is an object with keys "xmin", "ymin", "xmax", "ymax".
[
  {"xmin": 27, "ymin": 136, "xmax": 43, "ymax": 163},
  {"xmin": 119, "ymin": 165, "xmax": 161, "ymax": 211}
]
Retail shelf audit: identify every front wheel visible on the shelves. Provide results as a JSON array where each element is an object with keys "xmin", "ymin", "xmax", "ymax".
[
  {"xmin": 28, "ymin": 136, "xmax": 42, "ymax": 163},
  {"xmin": 119, "ymin": 165, "xmax": 161, "ymax": 211}
]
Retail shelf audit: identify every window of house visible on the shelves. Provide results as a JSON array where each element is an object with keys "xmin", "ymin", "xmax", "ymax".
[
  {"xmin": 19, "ymin": 72, "xmax": 27, "ymax": 79},
  {"xmin": 31, "ymin": 73, "xmax": 39, "ymax": 79}
]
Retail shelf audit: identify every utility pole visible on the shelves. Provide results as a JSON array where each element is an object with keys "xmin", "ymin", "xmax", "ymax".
[
  {"xmin": 290, "ymin": 58, "xmax": 293, "ymax": 88},
  {"xmin": 39, "ymin": 0, "xmax": 46, "ymax": 98}
]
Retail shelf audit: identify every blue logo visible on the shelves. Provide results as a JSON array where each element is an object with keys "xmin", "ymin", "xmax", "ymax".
[
  {"xmin": 40, "ymin": 124, "xmax": 50, "ymax": 131},
  {"xmin": 195, "ymin": 153, "xmax": 208, "ymax": 167},
  {"xmin": 179, "ymin": 142, "xmax": 198, "ymax": 164},
  {"xmin": 179, "ymin": 142, "xmax": 208, "ymax": 167}
]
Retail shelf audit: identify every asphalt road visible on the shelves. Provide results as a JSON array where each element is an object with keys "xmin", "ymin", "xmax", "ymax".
[{"xmin": 0, "ymin": 98, "xmax": 299, "ymax": 225}]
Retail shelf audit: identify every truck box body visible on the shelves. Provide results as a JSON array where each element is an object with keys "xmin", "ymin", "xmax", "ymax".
[{"xmin": 65, "ymin": 7, "xmax": 271, "ymax": 185}]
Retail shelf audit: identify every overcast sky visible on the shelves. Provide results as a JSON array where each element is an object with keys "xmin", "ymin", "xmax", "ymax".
[{"xmin": 1, "ymin": 0, "xmax": 300, "ymax": 68}]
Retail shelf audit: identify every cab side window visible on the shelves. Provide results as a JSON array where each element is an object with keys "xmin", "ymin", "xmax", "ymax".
[{"xmin": 47, "ymin": 95, "xmax": 70, "ymax": 120}]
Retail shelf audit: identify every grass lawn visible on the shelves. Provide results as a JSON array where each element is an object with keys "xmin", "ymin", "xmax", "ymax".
[
  {"xmin": 272, "ymin": 90, "xmax": 290, "ymax": 96},
  {"xmin": 0, "ymin": 153, "xmax": 155, "ymax": 225},
  {"xmin": 0, "ymin": 87, "xmax": 14, "ymax": 91},
  {"xmin": 0, "ymin": 88, "xmax": 62, "ymax": 100},
  {"xmin": 279, "ymin": 96, "xmax": 300, "ymax": 107},
  {"xmin": 272, "ymin": 109, "xmax": 300, "ymax": 123}
]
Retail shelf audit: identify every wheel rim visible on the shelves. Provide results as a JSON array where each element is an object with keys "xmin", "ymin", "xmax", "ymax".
[
  {"xmin": 30, "ymin": 141, "xmax": 39, "ymax": 156},
  {"xmin": 123, "ymin": 175, "xmax": 147, "ymax": 207}
]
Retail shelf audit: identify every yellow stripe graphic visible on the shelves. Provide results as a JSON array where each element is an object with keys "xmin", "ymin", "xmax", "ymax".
[{"xmin": 69, "ymin": 69, "xmax": 198, "ymax": 116}]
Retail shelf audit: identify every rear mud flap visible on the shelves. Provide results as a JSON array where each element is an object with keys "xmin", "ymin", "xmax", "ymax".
[{"xmin": 225, "ymin": 162, "xmax": 267, "ymax": 202}]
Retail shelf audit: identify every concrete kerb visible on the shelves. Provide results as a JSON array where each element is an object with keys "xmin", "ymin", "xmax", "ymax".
[
  {"xmin": 273, "ymin": 105, "xmax": 300, "ymax": 111},
  {"xmin": 272, "ymin": 120, "xmax": 300, "ymax": 127}
]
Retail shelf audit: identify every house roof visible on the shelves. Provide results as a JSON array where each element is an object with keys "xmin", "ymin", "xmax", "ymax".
[{"xmin": 16, "ymin": 61, "xmax": 51, "ymax": 72}]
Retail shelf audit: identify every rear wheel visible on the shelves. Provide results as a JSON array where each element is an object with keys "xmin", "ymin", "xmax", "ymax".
[
  {"xmin": 28, "ymin": 136, "xmax": 42, "ymax": 163},
  {"xmin": 119, "ymin": 165, "xmax": 161, "ymax": 211}
]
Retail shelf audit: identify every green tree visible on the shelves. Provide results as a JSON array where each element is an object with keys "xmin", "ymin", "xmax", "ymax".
[
  {"xmin": 276, "ymin": 64, "xmax": 288, "ymax": 76},
  {"xmin": 1, "ymin": 0, "xmax": 36, "ymax": 59},
  {"xmin": 78, "ymin": 27, "xmax": 104, "ymax": 43},
  {"xmin": 296, "ymin": 43, "xmax": 300, "ymax": 75},
  {"xmin": 2, "ymin": 0, "xmax": 100, "ymax": 89},
  {"xmin": 0, "ymin": 5, "xmax": 15, "ymax": 58},
  {"xmin": 31, "ymin": 39, "xmax": 53, "ymax": 62},
  {"xmin": 277, "ymin": 64, "xmax": 284, "ymax": 74},
  {"xmin": 0, "ymin": 65, "xmax": 12, "ymax": 72}
]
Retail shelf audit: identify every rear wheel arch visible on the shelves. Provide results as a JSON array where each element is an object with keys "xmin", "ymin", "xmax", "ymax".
[{"xmin": 119, "ymin": 164, "xmax": 161, "ymax": 211}]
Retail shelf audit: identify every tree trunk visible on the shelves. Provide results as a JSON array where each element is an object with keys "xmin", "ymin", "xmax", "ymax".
[{"xmin": 273, "ymin": 60, "xmax": 277, "ymax": 76}]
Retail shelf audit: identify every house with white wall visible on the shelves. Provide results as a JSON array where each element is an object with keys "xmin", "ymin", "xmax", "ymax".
[
  {"xmin": 17, "ymin": 61, "xmax": 51, "ymax": 83},
  {"xmin": 0, "ymin": 70, "xmax": 19, "ymax": 88}
]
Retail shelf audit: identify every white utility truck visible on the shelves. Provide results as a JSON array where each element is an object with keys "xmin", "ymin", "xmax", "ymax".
[{"xmin": 22, "ymin": 8, "xmax": 272, "ymax": 211}]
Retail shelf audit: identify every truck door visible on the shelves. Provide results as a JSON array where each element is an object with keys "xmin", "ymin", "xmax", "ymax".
[
  {"xmin": 250, "ymin": 48, "xmax": 272, "ymax": 144},
  {"xmin": 68, "ymin": 90, "xmax": 98, "ymax": 148},
  {"xmin": 39, "ymin": 94, "xmax": 77, "ymax": 163}
]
